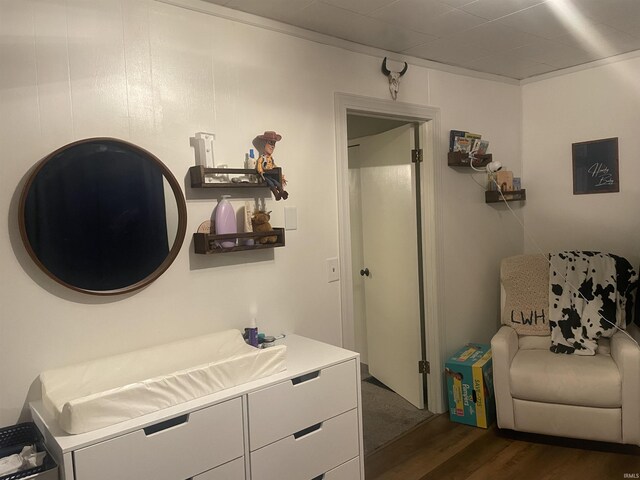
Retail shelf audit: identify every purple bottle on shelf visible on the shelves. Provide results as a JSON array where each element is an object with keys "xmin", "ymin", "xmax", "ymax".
[{"xmin": 215, "ymin": 195, "xmax": 237, "ymax": 248}]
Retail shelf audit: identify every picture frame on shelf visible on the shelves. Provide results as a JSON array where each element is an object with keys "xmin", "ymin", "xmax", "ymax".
[
  {"xmin": 513, "ymin": 177, "xmax": 521, "ymax": 191},
  {"xmin": 495, "ymin": 170, "xmax": 513, "ymax": 192}
]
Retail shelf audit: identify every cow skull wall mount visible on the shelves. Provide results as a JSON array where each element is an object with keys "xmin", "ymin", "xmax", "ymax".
[{"xmin": 381, "ymin": 57, "xmax": 408, "ymax": 100}]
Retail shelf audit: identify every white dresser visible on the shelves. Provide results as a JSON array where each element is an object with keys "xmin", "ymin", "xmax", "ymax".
[{"xmin": 30, "ymin": 335, "xmax": 364, "ymax": 480}]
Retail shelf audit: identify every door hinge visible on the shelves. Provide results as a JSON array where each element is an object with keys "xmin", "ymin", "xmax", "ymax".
[
  {"xmin": 411, "ymin": 149, "xmax": 423, "ymax": 163},
  {"xmin": 418, "ymin": 360, "xmax": 430, "ymax": 374}
]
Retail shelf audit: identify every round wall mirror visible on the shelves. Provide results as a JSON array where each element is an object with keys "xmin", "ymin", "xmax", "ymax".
[{"xmin": 19, "ymin": 138, "xmax": 187, "ymax": 296}]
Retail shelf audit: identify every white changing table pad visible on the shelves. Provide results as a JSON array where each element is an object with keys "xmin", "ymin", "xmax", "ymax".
[{"xmin": 40, "ymin": 329, "xmax": 286, "ymax": 434}]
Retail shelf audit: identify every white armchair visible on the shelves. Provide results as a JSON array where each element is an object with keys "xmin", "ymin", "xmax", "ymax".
[{"xmin": 491, "ymin": 255, "xmax": 640, "ymax": 446}]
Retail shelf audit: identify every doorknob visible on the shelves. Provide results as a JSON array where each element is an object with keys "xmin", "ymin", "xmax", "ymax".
[{"xmin": 360, "ymin": 268, "xmax": 370, "ymax": 277}]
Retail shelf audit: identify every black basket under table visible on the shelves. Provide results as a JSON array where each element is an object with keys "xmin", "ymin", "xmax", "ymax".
[{"xmin": 0, "ymin": 422, "xmax": 57, "ymax": 480}]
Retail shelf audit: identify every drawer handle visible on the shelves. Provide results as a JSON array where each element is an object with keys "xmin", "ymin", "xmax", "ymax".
[
  {"xmin": 291, "ymin": 370, "xmax": 320, "ymax": 385},
  {"xmin": 293, "ymin": 422, "xmax": 322, "ymax": 439},
  {"xmin": 143, "ymin": 414, "xmax": 189, "ymax": 436}
]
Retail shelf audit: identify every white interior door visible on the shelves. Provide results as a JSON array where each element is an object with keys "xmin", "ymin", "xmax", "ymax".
[{"xmin": 356, "ymin": 124, "xmax": 424, "ymax": 409}]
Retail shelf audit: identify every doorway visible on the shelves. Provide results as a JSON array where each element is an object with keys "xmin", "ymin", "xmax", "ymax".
[
  {"xmin": 349, "ymin": 119, "xmax": 425, "ymax": 406},
  {"xmin": 347, "ymin": 116, "xmax": 433, "ymax": 454},
  {"xmin": 335, "ymin": 94, "xmax": 444, "ymax": 417},
  {"xmin": 335, "ymin": 93, "xmax": 444, "ymax": 456},
  {"xmin": 348, "ymin": 117, "xmax": 434, "ymax": 454}
]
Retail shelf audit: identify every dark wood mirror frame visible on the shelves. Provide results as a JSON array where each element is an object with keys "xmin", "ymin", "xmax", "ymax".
[{"xmin": 18, "ymin": 138, "xmax": 187, "ymax": 296}]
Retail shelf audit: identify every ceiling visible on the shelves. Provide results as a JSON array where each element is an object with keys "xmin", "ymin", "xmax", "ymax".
[{"xmin": 202, "ymin": 0, "xmax": 640, "ymax": 80}]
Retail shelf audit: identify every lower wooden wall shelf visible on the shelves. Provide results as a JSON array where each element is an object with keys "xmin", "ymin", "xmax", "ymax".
[
  {"xmin": 485, "ymin": 189, "xmax": 526, "ymax": 203},
  {"xmin": 194, "ymin": 228, "xmax": 285, "ymax": 254}
]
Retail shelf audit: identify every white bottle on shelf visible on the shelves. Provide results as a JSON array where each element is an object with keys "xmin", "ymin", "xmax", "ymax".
[
  {"xmin": 246, "ymin": 149, "xmax": 256, "ymax": 169},
  {"xmin": 246, "ymin": 149, "xmax": 257, "ymax": 183},
  {"xmin": 244, "ymin": 201, "xmax": 255, "ymax": 246},
  {"xmin": 215, "ymin": 195, "xmax": 237, "ymax": 248}
]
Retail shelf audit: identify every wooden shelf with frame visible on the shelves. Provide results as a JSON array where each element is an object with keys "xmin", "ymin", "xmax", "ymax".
[
  {"xmin": 448, "ymin": 152, "xmax": 492, "ymax": 168},
  {"xmin": 189, "ymin": 166, "xmax": 282, "ymax": 189},
  {"xmin": 485, "ymin": 189, "xmax": 526, "ymax": 203},
  {"xmin": 193, "ymin": 228, "xmax": 285, "ymax": 254}
]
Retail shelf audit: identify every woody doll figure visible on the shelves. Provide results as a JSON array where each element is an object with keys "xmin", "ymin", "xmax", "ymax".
[{"xmin": 252, "ymin": 131, "xmax": 288, "ymax": 201}]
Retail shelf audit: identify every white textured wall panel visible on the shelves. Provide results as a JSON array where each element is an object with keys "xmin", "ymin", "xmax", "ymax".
[{"xmin": 0, "ymin": 0, "xmax": 523, "ymax": 424}]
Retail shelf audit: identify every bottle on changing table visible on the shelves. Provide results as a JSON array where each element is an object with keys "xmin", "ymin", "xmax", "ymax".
[{"xmin": 244, "ymin": 318, "xmax": 259, "ymax": 348}]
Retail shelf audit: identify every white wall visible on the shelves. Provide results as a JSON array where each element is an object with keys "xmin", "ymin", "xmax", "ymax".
[
  {"xmin": 0, "ymin": 0, "xmax": 523, "ymax": 425},
  {"xmin": 522, "ymin": 56, "xmax": 640, "ymax": 266},
  {"xmin": 429, "ymin": 70, "xmax": 524, "ymax": 355}
]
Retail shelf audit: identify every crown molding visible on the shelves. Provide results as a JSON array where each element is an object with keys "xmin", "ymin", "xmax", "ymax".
[{"xmin": 520, "ymin": 49, "xmax": 640, "ymax": 85}]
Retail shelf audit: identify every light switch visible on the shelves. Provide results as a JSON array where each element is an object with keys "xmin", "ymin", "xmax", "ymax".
[
  {"xmin": 284, "ymin": 206, "xmax": 297, "ymax": 230},
  {"xmin": 327, "ymin": 257, "xmax": 339, "ymax": 283}
]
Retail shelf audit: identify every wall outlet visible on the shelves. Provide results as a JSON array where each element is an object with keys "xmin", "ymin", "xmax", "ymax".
[{"xmin": 326, "ymin": 257, "xmax": 339, "ymax": 283}]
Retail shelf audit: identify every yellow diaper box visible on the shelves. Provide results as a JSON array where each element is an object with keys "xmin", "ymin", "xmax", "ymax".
[{"xmin": 445, "ymin": 344, "xmax": 495, "ymax": 428}]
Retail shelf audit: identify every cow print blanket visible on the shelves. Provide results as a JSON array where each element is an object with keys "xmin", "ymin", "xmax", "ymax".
[{"xmin": 549, "ymin": 251, "xmax": 638, "ymax": 355}]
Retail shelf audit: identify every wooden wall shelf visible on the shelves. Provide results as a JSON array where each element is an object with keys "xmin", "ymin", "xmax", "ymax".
[
  {"xmin": 194, "ymin": 228, "xmax": 285, "ymax": 254},
  {"xmin": 448, "ymin": 152, "xmax": 492, "ymax": 167},
  {"xmin": 189, "ymin": 164, "xmax": 287, "ymax": 254},
  {"xmin": 189, "ymin": 166, "xmax": 281, "ymax": 189},
  {"xmin": 485, "ymin": 189, "xmax": 526, "ymax": 203}
]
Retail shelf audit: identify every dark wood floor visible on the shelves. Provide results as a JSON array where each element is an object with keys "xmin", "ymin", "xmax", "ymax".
[{"xmin": 365, "ymin": 413, "xmax": 640, "ymax": 480}]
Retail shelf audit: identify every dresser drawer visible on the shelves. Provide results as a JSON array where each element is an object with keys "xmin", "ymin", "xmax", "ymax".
[
  {"xmin": 193, "ymin": 457, "xmax": 245, "ymax": 480},
  {"xmin": 73, "ymin": 398, "xmax": 243, "ymax": 480},
  {"xmin": 250, "ymin": 409, "xmax": 359, "ymax": 480},
  {"xmin": 323, "ymin": 457, "xmax": 360, "ymax": 480},
  {"xmin": 248, "ymin": 360, "xmax": 357, "ymax": 450}
]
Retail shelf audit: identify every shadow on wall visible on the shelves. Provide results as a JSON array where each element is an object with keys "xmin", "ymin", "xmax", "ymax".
[{"xmin": 18, "ymin": 378, "xmax": 42, "ymax": 424}]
